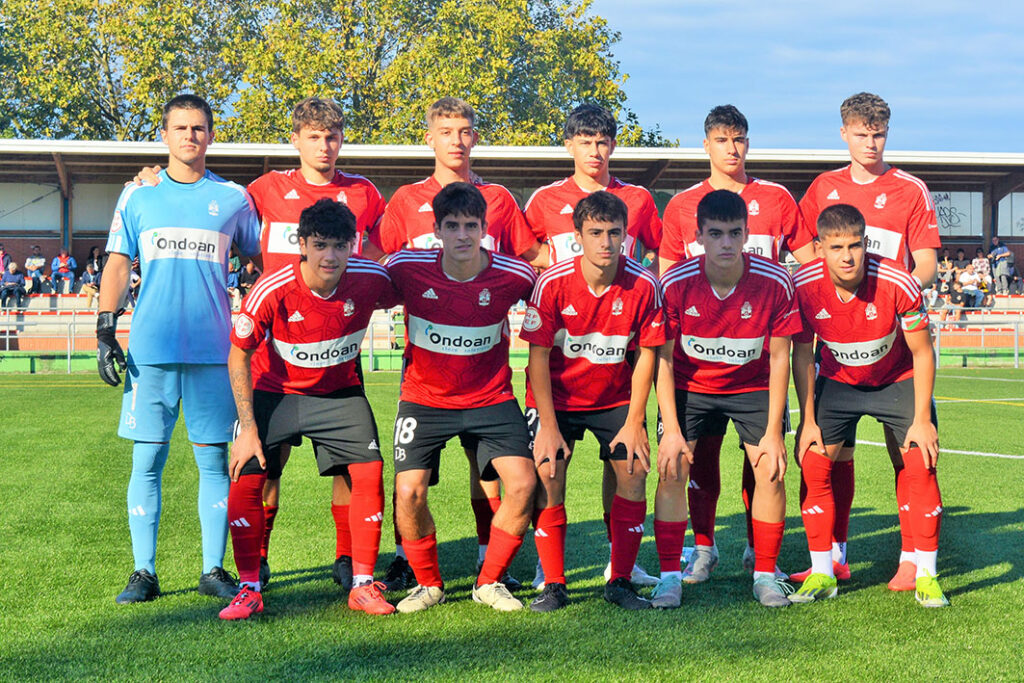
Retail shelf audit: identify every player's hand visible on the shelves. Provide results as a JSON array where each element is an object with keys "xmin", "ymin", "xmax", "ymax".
[
  {"xmin": 656, "ymin": 428, "xmax": 690, "ymax": 481},
  {"xmin": 795, "ymin": 421, "xmax": 826, "ymax": 466},
  {"xmin": 753, "ymin": 433, "xmax": 788, "ymax": 482},
  {"xmin": 610, "ymin": 421, "xmax": 651, "ymax": 475},
  {"xmin": 96, "ymin": 311, "xmax": 127, "ymax": 386},
  {"xmin": 229, "ymin": 424, "xmax": 265, "ymax": 481},
  {"xmin": 904, "ymin": 420, "xmax": 940, "ymax": 468},
  {"xmin": 533, "ymin": 421, "xmax": 569, "ymax": 479},
  {"xmin": 127, "ymin": 165, "xmax": 162, "ymax": 187}
]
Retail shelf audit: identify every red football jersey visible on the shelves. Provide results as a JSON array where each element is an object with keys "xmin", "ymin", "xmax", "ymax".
[
  {"xmin": 793, "ymin": 255, "xmax": 928, "ymax": 387},
  {"xmin": 231, "ymin": 258, "xmax": 399, "ymax": 395},
  {"xmin": 662, "ymin": 254, "xmax": 801, "ymax": 393},
  {"xmin": 520, "ymin": 256, "xmax": 666, "ymax": 411},
  {"xmin": 523, "ymin": 176, "xmax": 662, "ymax": 264},
  {"xmin": 386, "ymin": 249, "xmax": 537, "ymax": 409},
  {"xmin": 247, "ymin": 169, "xmax": 386, "ymax": 272},
  {"xmin": 368, "ymin": 176, "xmax": 535, "ymax": 257},
  {"xmin": 660, "ymin": 178, "xmax": 812, "ymax": 263},
  {"xmin": 799, "ymin": 166, "xmax": 941, "ymax": 270}
]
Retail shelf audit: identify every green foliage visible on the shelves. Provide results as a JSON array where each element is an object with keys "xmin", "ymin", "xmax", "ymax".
[{"xmin": 0, "ymin": 0, "xmax": 670, "ymax": 145}]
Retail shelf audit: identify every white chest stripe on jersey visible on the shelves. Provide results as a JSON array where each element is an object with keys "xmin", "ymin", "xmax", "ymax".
[
  {"xmin": 266, "ymin": 221, "xmax": 300, "ymax": 254},
  {"xmin": 680, "ymin": 334, "xmax": 764, "ymax": 365},
  {"xmin": 407, "ymin": 315, "xmax": 504, "ymax": 356},
  {"xmin": 552, "ymin": 330, "xmax": 633, "ymax": 365},
  {"xmin": 141, "ymin": 227, "xmax": 230, "ymax": 263},
  {"xmin": 823, "ymin": 328, "xmax": 898, "ymax": 367},
  {"xmin": 272, "ymin": 328, "xmax": 367, "ymax": 368}
]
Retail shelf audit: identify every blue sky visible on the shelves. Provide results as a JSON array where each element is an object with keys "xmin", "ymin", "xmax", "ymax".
[{"xmin": 589, "ymin": 0, "xmax": 1024, "ymax": 152}]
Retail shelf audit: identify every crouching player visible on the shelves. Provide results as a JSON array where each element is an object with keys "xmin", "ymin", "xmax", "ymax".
[
  {"xmin": 655, "ymin": 190, "xmax": 800, "ymax": 607},
  {"xmin": 387, "ymin": 182, "xmax": 537, "ymax": 613},
  {"xmin": 789, "ymin": 204, "xmax": 946, "ymax": 607},
  {"xmin": 220, "ymin": 199, "xmax": 399, "ymax": 619},
  {"xmin": 522, "ymin": 191, "xmax": 665, "ymax": 612}
]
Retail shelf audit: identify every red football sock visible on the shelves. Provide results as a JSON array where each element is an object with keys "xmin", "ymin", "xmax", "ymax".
[
  {"xmin": 895, "ymin": 466, "xmax": 915, "ymax": 553},
  {"xmin": 901, "ymin": 448, "xmax": 942, "ymax": 552},
  {"xmin": 477, "ymin": 526, "xmax": 524, "ymax": 586},
  {"xmin": 800, "ymin": 450, "xmax": 835, "ymax": 553},
  {"xmin": 393, "ymin": 505, "xmax": 403, "ymax": 548},
  {"xmin": 609, "ymin": 495, "xmax": 646, "ymax": 582},
  {"xmin": 603, "ymin": 512, "xmax": 612, "ymax": 544},
  {"xmin": 229, "ymin": 473, "xmax": 267, "ymax": 585},
  {"xmin": 331, "ymin": 504, "xmax": 352, "ymax": 559},
  {"xmin": 742, "ymin": 456, "xmax": 756, "ymax": 547},
  {"xmin": 348, "ymin": 461, "xmax": 385, "ymax": 577},
  {"xmin": 687, "ymin": 434, "xmax": 723, "ymax": 547},
  {"xmin": 752, "ymin": 519, "xmax": 785, "ymax": 573},
  {"xmin": 654, "ymin": 519, "xmax": 687, "ymax": 574},
  {"xmin": 533, "ymin": 505, "xmax": 567, "ymax": 585},
  {"xmin": 831, "ymin": 459, "xmax": 854, "ymax": 544},
  {"xmin": 471, "ymin": 497, "xmax": 495, "ymax": 546},
  {"xmin": 401, "ymin": 533, "xmax": 443, "ymax": 588},
  {"xmin": 260, "ymin": 503, "xmax": 279, "ymax": 559}
]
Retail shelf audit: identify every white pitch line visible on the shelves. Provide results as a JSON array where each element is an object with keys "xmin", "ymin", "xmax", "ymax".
[
  {"xmin": 934, "ymin": 397, "xmax": 1024, "ymax": 404},
  {"xmin": 938, "ymin": 375, "xmax": 1024, "ymax": 383},
  {"xmin": 855, "ymin": 439, "xmax": 1023, "ymax": 460}
]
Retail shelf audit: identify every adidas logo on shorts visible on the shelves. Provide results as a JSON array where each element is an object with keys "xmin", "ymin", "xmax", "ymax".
[
  {"xmin": 368, "ymin": 439, "xmax": 378, "ymax": 450},
  {"xmin": 827, "ymin": 189, "xmax": 840, "ymax": 200},
  {"xmin": 815, "ymin": 308, "xmax": 831, "ymax": 320},
  {"xmin": 685, "ymin": 305, "xmax": 700, "ymax": 317},
  {"xmin": 288, "ymin": 311, "xmax": 304, "ymax": 322},
  {"xmin": 284, "ymin": 189, "xmax": 301, "ymax": 200},
  {"xmin": 418, "ymin": 202, "xmax": 433, "ymax": 213},
  {"xmin": 422, "ymin": 288, "xmax": 438, "ymax": 299},
  {"xmin": 561, "ymin": 304, "xmax": 578, "ymax": 316},
  {"xmin": 559, "ymin": 204, "xmax": 574, "ymax": 215}
]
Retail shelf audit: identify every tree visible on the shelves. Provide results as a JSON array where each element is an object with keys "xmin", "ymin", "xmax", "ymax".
[{"xmin": 0, "ymin": 0, "xmax": 668, "ymax": 145}]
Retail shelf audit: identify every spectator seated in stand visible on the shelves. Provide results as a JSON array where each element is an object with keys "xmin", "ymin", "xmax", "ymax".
[
  {"xmin": 972, "ymin": 247, "xmax": 993, "ymax": 291},
  {"xmin": 0, "ymin": 243, "xmax": 11, "ymax": 273},
  {"xmin": 958, "ymin": 263, "xmax": 984, "ymax": 309},
  {"xmin": 1, "ymin": 262, "xmax": 28, "ymax": 309},
  {"xmin": 952, "ymin": 248, "xmax": 970, "ymax": 279},
  {"xmin": 80, "ymin": 263, "xmax": 102, "ymax": 308},
  {"xmin": 937, "ymin": 248, "xmax": 954, "ymax": 288},
  {"xmin": 50, "ymin": 248, "xmax": 77, "ymax": 294},
  {"xmin": 237, "ymin": 260, "xmax": 260, "ymax": 299},
  {"xmin": 939, "ymin": 281, "xmax": 966, "ymax": 329},
  {"xmin": 24, "ymin": 245, "xmax": 46, "ymax": 293},
  {"xmin": 85, "ymin": 245, "xmax": 106, "ymax": 275}
]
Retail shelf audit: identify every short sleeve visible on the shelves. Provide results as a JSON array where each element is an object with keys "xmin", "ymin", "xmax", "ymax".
[
  {"xmin": 232, "ymin": 282, "xmax": 275, "ymax": 350},
  {"xmin": 234, "ymin": 192, "xmax": 263, "ymax": 257},
  {"xmin": 106, "ymin": 186, "xmax": 140, "ymax": 259}
]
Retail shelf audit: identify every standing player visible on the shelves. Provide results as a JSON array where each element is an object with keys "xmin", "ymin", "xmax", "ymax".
[
  {"xmin": 523, "ymin": 103, "xmax": 663, "ymax": 588},
  {"xmin": 655, "ymin": 190, "xmax": 801, "ymax": 608},
  {"xmin": 220, "ymin": 199, "xmax": 398, "ymax": 619},
  {"xmin": 365, "ymin": 97, "xmax": 542, "ymax": 591},
  {"xmin": 789, "ymin": 204, "xmax": 946, "ymax": 607},
  {"xmin": 659, "ymin": 105, "xmax": 815, "ymax": 583},
  {"xmin": 522, "ymin": 192, "xmax": 665, "ymax": 612},
  {"xmin": 98, "ymin": 94, "xmax": 261, "ymax": 604},
  {"xmin": 795, "ymin": 93, "xmax": 941, "ymax": 589},
  {"xmin": 386, "ymin": 183, "xmax": 537, "ymax": 613}
]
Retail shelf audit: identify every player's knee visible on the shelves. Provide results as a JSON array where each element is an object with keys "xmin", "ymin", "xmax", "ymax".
[{"xmin": 501, "ymin": 475, "xmax": 535, "ymax": 505}]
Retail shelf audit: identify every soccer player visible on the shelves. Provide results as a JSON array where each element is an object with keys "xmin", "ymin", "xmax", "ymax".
[
  {"xmin": 789, "ymin": 204, "xmax": 946, "ymax": 607},
  {"xmin": 386, "ymin": 182, "xmax": 537, "ymax": 613},
  {"xmin": 523, "ymin": 103, "xmax": 663, "ymax": 588},
  {"xmin": 521, "ymin": 191, "xmax": 665, "ymax": 612},
  {"xmin": 219, "ymin": 199, "xmax": 398, "ymax": 619},
  {"xmin": 795, "ymin": 93, "xmax": 941, "ymax": 589},
  {"xmin": 659, "ymin": 105, "xmax": 815, "ymax": 583},
  {"xmin": 365, "ymin": 97, "xmax": 542, "ymax": 591},
  {"xmin": 655, "ymin": 190, "xmax": 800, "ymax": 608},
  {"xmin": 98, "ymin": 94, "xmax": 261, "ymax": 604}
]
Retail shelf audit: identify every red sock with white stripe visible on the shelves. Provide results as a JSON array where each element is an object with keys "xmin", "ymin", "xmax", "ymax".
[
  {"xmin": 654, "ymin": 519, "xmax": 687, "ymax": 576},
  {"xmin": 609, "ymin": 496, "xmax": 646, "ymax": 582},
  {"xmin": 751, "ymin": 519, "xmax": 785, "ymax": 575},
  {"xmin": 477, "ymin": 526, "xmax": 524, "ymax": 586},
  {"xmin": 533, "ymin": 504, "xmax": 567, "ymax": 585},
  {"xmin": 687, "ymin": 435, "xmax": 722, "ymax": 547},
  {"xmin": 348, "ymin": 461, "xmax": 385, "ymax": 580},
  {"xmin": 331, "ymin": 504, "xmax": 351, "ymax": 559},
  {"xmin": 261, "ymin": 503, "xmax": 279, "ymax": 559},
  {"xmin": 902, "ymin": 447, "xmax": 942, "ymax": 577},
  {"xmin": 402, "ymin": 533, "xmax": 442, "ymax": 588},
  {"xmin": 229, "ymin": 472, "xmax": 267, "ymax": 588},
  {"xmin": 894, "ymin": 466, "xmax": 916, "ymax": 563},
  {"xmin": 800, "ymin": 451, "xmax": 836, "ymax": 576}
]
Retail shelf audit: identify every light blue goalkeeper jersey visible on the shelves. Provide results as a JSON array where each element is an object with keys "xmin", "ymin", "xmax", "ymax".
[{"xmin": 106, "ymin": 169, "xmax": 261, "ymax": 364}]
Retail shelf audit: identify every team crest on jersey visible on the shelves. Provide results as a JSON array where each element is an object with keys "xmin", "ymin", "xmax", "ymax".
[
  {"xmin": 336, "ymin": 190, "xmax": 348, "ymax": 204},
  {"xmin": 479, "ymin": 288, "xmax": 491, "ymax": 307},
  {"xmin": 865, "ymin": 303, "xmax": 878, "ymax": 320},
  {"xmin": 740, "ymin": 301, "xmax": 752, "ymax": 319},
  {"xmin": 208, "ymin": 200, "xmax": 219, "ymax": 216},
  {"xmin": 748, "ymin": 200, "xmax": 760, "ymax": 216},
  {"xmin": 110, "ymin": 210, "xmax": 124, "ymax": 233},
  {"xmin": 612, "ymin": 298, "xmax": 623, "ymax": 316},
  {"xmin": 344, "ymin": 298, "xmax": 355, "ymax": 316},
  {"xmin": 234, "ymin": 314, "xmax": 254, "ymax": 338},
  {"xmin": 874, "ymin": 193, "xmax": 887, "ymax": 209},
  {"xmin": 523, "ymin": 306, "xmax": 542, "ymax": 332}
]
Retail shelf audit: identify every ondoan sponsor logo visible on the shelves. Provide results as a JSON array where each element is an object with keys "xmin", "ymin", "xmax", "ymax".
[
  {"xmin": 273, "ymin": 330, "xmax": 366, "ymax": 368},
  {"xmin": 823, "ymin": 329, "xmax": 897, "ymax": 366},
  {"xmin": 680, "ymin": 334, "xmax": 764, "ymax": 365},
  {"xmin": 553, "ymin": 330, "xmax": 631, "ymax": 364},
  {"xmin": 408, "ymin": 316, "xmax": 502, "ymax": 356},
  {"xmin": 267, "ymin": 222, "xmax": 300, "ymax": 253},
  {"xmin": 144, "ymin": 227, "xmax": 226, "ymax": 262}
]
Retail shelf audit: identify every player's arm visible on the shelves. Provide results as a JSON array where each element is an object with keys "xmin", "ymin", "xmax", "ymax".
[
  {"xmin": 654, "ymin": 340, "xmax": 690, "ymax": 481},
  {"xmin": 791, "ymin": 338, "xmax": 824, "ymax": 463},
  {"xmin": 610, "ymin": 346, "xmax": 655, "ymax": 475},
  {"xmin": 903, "ymin": 326, "xmax": 939, "ymax": 467},
  {"xmin": 129, "ymin": 165, "xmax": 162, "ymax": 186},
  {"xmin": 96, "ymin": 253, "xmax": 131, "ymax": 386},
  {"xmin": 789, "ymin": 242, "xmax": 816, "ymax": 265},
  {"xmin": 753, "ymin": 335, "xmax": 791, "ymax": 482},
  {"xmin": 227, "ymin": 344, "xmax": 265, "ymax": 481},
  {"xmin": 527, "ymin": 344, "xmax": 571, "ymax": 478},
  {"xmin": 911, "ymin": 248, "xmax": 938, "ymax": 289},
  {"xmin": 361, "ymin": 238, "xmax": 387, "ymax": 264}
]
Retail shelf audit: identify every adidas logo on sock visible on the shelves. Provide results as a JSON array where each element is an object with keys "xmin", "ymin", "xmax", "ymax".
[
  {"xmin": 688, "ymin": 481, "xmax": 700, "ymax": 489},
  {"xmin": 422, "ymin": 288, "xmax": 438, "ymax": 299},
  {"xmin": 288, "ymin": 311, "xmax": 304, "ymax": 322},
  {"xmin": 815, "ymin": 308, "xmax": 831, "ymax": 319},
  {"xmin": 364, "ymin": 512, "xmax": 384, "ymax": 523},
  {"xmin": 627, "ymin": 525, "xmax": 645, "ymax": 534},
  {"xmin": 284, "ymin": 189, "xmax": 301, "ymax": 200},
  {"xmin": 230, "ymin": 517, "xmax": 252, "ymax": 528},
  {"xmin": 129, "ymin": 505, "xmax": 146, "ymax": 517},
  {"xmin": 559, "ymin": 204, "xmax": 574, "ymax": 215},
  {"xmin": 535, "ymin": 528, "xmax": 549, "ymax": 538},
  {"xmin": 924, "ymin": 505, "xmax": 943, "ymax": 518},
  {"xmin": 418, "ymin": 202, "xmax": 433, "ymax": 213},
  {"xmin": 827, "ymin": 189, "xmax": 840, "ymax": 200},
  {"xmin": 212, "ymin": 497, "xmax": 227, "ymax": 509},
  {"xmin": 899, "ymin": 503, "xmax": 910, "ymax": 512},
  {"xmin": 802, "ymin": 505, "xmax": 825, "ymax": 515},
  {"xmin": 561, "ymin": 304, "xmax": 578, "ymax": 316},
  {"xmin": 685, "ymin": 305, "xmax": 700, "ymax": 317}
]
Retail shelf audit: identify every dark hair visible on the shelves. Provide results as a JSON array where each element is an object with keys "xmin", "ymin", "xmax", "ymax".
[
  {"xmin": 704, "ymin": 105, "xmax": 748, "ymax": 136},
  {"xmin": 297, "ymin": 198, "xmax": 357, "ymax": 244},
  {"xmin": 292, "ymin": 97, "xmax": 344, "ymax": 133},
  {"xmin": 840, "ymin": 92, "xmax": 890, "ymax": 129},
  {"xmin": 573, "ymin": 191, "xmax": 628, "ymax": 232},
  {"xmin": 564, "ymin": 104, "xmax": 617, "ymax": 140},
  {"xmin": 816, "ymin": 204, "xmax": 866, "ymax": 239},
  {"xmin": 432, "ymin": 182, "xmax": 487, "ymax": 223},
  {"xmin": 696, "ymin": 190, "xmax": 747, "ymax": 230},
  {"xmin": 162, "ymin": 94, "xmax": 214, "ymax": 131}
]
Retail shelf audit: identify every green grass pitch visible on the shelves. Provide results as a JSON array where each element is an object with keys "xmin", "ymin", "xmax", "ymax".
[{"xmin": 1, "ymin": 368, "xmax": 1022, "ymax": 680}]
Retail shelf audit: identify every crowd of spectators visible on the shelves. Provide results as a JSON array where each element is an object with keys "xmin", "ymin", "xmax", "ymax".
[{"xmin": 927, "ymin": 238, "xmax": 1021, "ymax": 329}]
